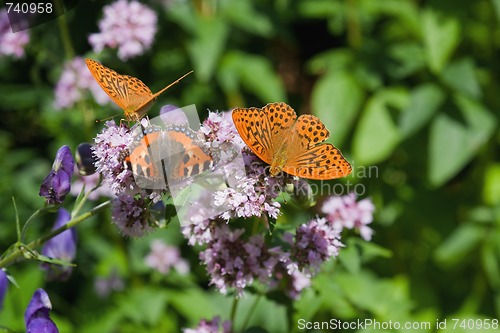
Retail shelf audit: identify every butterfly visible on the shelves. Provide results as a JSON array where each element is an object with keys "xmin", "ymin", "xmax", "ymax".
[
  {"xmin": 232, "ymin": 102, "xmax": 352, "ymax": 180},
  {"xmin": 85, "ymin": 58, "xmax": 192, "ymax": 121},
  {"xmin": 125, "ymin": 124, "xmax": 213, "ymax": 189}
]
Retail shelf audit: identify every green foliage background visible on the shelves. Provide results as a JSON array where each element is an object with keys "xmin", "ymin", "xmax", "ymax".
[{"xmin": 1, "ymin": 0, "xmax": 500, "ymax": 332}]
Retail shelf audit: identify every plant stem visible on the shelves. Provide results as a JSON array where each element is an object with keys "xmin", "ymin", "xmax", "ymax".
[
  {"xmin": 241, "ymin": 294, "xmax": 261, "ymax": 331},
  {"xmin": 230, "ymin": 297, "xmax": 239, "ymax": 329},
  {"xmin": 0, "ymin": 200, "xmax": 111, "ymax": 269},
  {"xmin": 55, "ymin": 0, "xmax": 75, "ymax": 59}
]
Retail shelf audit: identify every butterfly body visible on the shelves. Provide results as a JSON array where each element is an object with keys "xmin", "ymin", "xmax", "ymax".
[
  {"xmin": 85, "ymin": 59, "xmax": 192, "ymax": 121},
  {"xmin": 232, "ymin": 102, "xmax": 351, "ymax": 180}
]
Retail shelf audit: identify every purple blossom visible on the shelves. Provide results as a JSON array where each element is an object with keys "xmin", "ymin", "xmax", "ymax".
[
  {"xmin": 200, "ymin": 111, "xmax": 244, "ymax": 151},
  {"xmin": 54, "ymin": 57, "xmax": 109, "ymax": 109},
  {"xmin": 94, "ymin": 269, "xmax": 125, "ymax": 298},
  {"xmin": 145, "ymin": 239, "xmax": 189, "ymax": 275},
  {"xmin": 183, "ymin": 316, "xmax": 232, "ymax": 333},
  {"xmin": 93, "ymin": 121, "xmax": 137, "ymax": 195},
  {"xmin": 39, "ymin": 145, "xmax": 75, "ymax": 205},
  {"xmin": 213, "ymin": 151, "xmax": 284, "ymax": 221},
  {"xmin": 181, "ymin": 219, "xmax": 218, "ymax": 246},
  {"xmin": 270, "ymin": 260, "xmax": 311, "ymax": 300},
  {"xmin": 111, "ymin": 193, "xmax": 153, "ymax": 237},
  {"xmin": 41, "ymin": 208, "xmax": 77, "ymax": 280},
  {"xmin": 200, "ymin": 225, "xmax": 278, "ymax": 296},
  {"xmin": 199, "ymin": 111, "xmax": 245, "ymax": 168},
  {"xmin": 0, "ymin": 10, "xmax": 29, "ymax": 58},
  {"xmin": 25, "ymin": 289, "xmax": 59, "ymax": 333},
  {"xmin": 286, "ymin": 217, "xmax": 343, "ymax": 275},
  {"xmin": 321, "ymin": 193, "xmax": 375, "ymax": 241},
  {"xmin": 0, "ymin": 269, "xmax": 8, "ymax": 309},
  {"xmin": 88, "ymin": 0, "xmax": 157, "ymax": 60}
]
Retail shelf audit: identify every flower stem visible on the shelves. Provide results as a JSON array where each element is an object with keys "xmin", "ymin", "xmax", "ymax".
[
  {"xmin": 0, "ymin": 200, "xmax": 111, "ymax": 269},
  {"xmin": 241, "ymin": 294, "xmax": 261, "ymax": 330},
  {"xmin": 230, "ymin": 297, "xmax": 239, "ymax": 329}
]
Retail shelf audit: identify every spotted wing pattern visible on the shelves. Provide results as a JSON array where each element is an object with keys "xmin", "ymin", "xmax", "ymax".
[{"xmin": 232, "ymin": 102, "xmax": 352, "ymax": 180}]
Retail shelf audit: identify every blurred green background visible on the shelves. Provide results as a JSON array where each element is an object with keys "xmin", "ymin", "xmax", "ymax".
[{"xmin": 1, "ymin": 0, "xmax": 500, "ymax": 332}]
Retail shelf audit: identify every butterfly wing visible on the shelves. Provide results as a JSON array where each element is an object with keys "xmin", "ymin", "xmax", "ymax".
[
  {"xmin": 283, "ymin": 114, "xmax": 351, "ymax": 180},
  {"xmin": 232, "ymin": 102, "xmax": 297, "ymax": 165},
  {"xmin": 161, "ymin": 126, "xmax": 213, "ymax": 180},
  {"xmin": 127, "ymin": 127, "xmax": 167, "ymax": 189},
  {"xmin": 85, "ymin": 59, "xmax": 154, "ymax": 120}
]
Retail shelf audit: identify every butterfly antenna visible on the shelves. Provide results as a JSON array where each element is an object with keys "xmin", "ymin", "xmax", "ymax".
[
  {"xmin": 96, "ymin": 113, "xmax": 120, "ymax": 123},
  {"xmin": 155, "ymin": 70, "xmax": 194, "ymax": 96}
]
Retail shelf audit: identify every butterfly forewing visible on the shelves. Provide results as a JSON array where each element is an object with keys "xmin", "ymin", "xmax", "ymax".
[
  {"xmin": 232, "ymin": 107, "xmax": 274, "ymax": 164},
  {"xmin": 85, "ymin": 59, "xmax": 155, "ymax": 121}
]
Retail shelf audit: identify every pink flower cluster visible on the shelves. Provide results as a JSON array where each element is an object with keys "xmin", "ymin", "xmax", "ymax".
[
  {"xmin": 54, "ymin": 57, "xmax": 109, "ymax": 110},
  {"xmin": 145, "ymin": 239, "xmax": 190, "ymax": 275},
  {"xmin": 88, "ymin": 0, "xmax": 157, "ymax": 60},
  {"xmin": 183, "ymin": 316, "xmax": 232, "ymax": 333},
  {"xmin": 0, "ymin": 10, "xmax": 29, "ymax": 58},
  {"xmin": 90, "ymin": 107, "xmax": 376, "ymax": 299},
  {"xmin": 321, "ymin": 192, "xmax": 375, "ymax": 240}
]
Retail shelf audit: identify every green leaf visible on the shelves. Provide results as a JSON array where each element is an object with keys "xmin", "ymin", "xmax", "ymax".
[
  {"xmin": 354, "ymin": 239, "xmax": 393, "ymax": 262},
  {"xmin": 335, "ymin": 271, "xmax": 412, "ymax": 321},
  {"xmin": 388, "ymin": 42, "xmax": 426, "ymax": 78},
  {"xmin": 492, "ymin": 0, "xmax": 500, "ymax": 22},
  {"xmin": 307, "ymin": 49, "xmax": 353, "ymax": 74},
  {"xmin": 221, "ymin": 0, "xmax": 273, "ymax": 37},
  {"xmin": 352, "ymin": 91, "xmax": 402, "ymax": 165},
  {"xmin": 219, "ymin": 52, "xmax": 285, "ymax": 102},
  {"xmin": 399, "ymin": 83, "xmax": 445, "ymax": 138},
  {"xmin": 483, "ymin": 164, "xmax": 500, "ymax": 205},
  {"xmin": 238, "ymin": 56, "xmax": 286, "ymax": 103},
  {"xmin": 338, "ymin": 239, "xmax": 361, "ymax": 274},
  {"xmin": 481, "ymin": 242, "xmax": 500, "ymax": 288},
  {"xmin": 441, "ymin": 58, "xmax": 481, "ymax": 99},
  {"xmin": 170, "ymin": 289, "xmax": 225, "ymax": 321},
  {"xmin": 428, "ymin": 95, "xmax": 496, "ymax": 186},
  {"xmin": 187, "ymin": 18, "xmax": 229, "ymax": 82},
  {"xmin": 434, "ymin": 224, "xmax": 485, "ymax": 267},
  {"xmin": 293, "ymin": 288, "xmax": 322, "ymax": 322},
  {"xmin": 118, "ymin": 287, "xmax": 169, "ymax": 325},
  {"xmin": 312, "ymin": 71, "xmax": 364, "ymax": 146},
  {"xmin": 428, "ymin": 114, "xmax": 469, "ymax": 186},
  {"xmin": 421, "ymin": 9, "xmax": 460, "ymax": 74},
  {"xmin": 298, "ymin": 0, "xmax": 342, "ymax": 18}
]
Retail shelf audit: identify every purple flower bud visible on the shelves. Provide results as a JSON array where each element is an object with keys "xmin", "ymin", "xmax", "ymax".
[
  {"xmin": 39, "ymin": 146, "xmax": 75, "ymax": 205},
  {"xmin": 41, "ymin": 209, "xmax": 77, "ymax": 281},
  {"xmin": 0, "ymin": 269, "xmax": 8, "ymax": 310},
  {"xmin": 24, "ymin": 289, "xmax": 59, "ymax": 333},
  {"xmin": 75, "ymin": 143, "xmax": 96, "ymax": 176}
]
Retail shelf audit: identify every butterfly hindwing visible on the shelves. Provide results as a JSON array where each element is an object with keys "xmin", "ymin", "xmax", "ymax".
[{"xmin": 284, "ymin": 143, "xmax": 352, "ymax": 180}]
